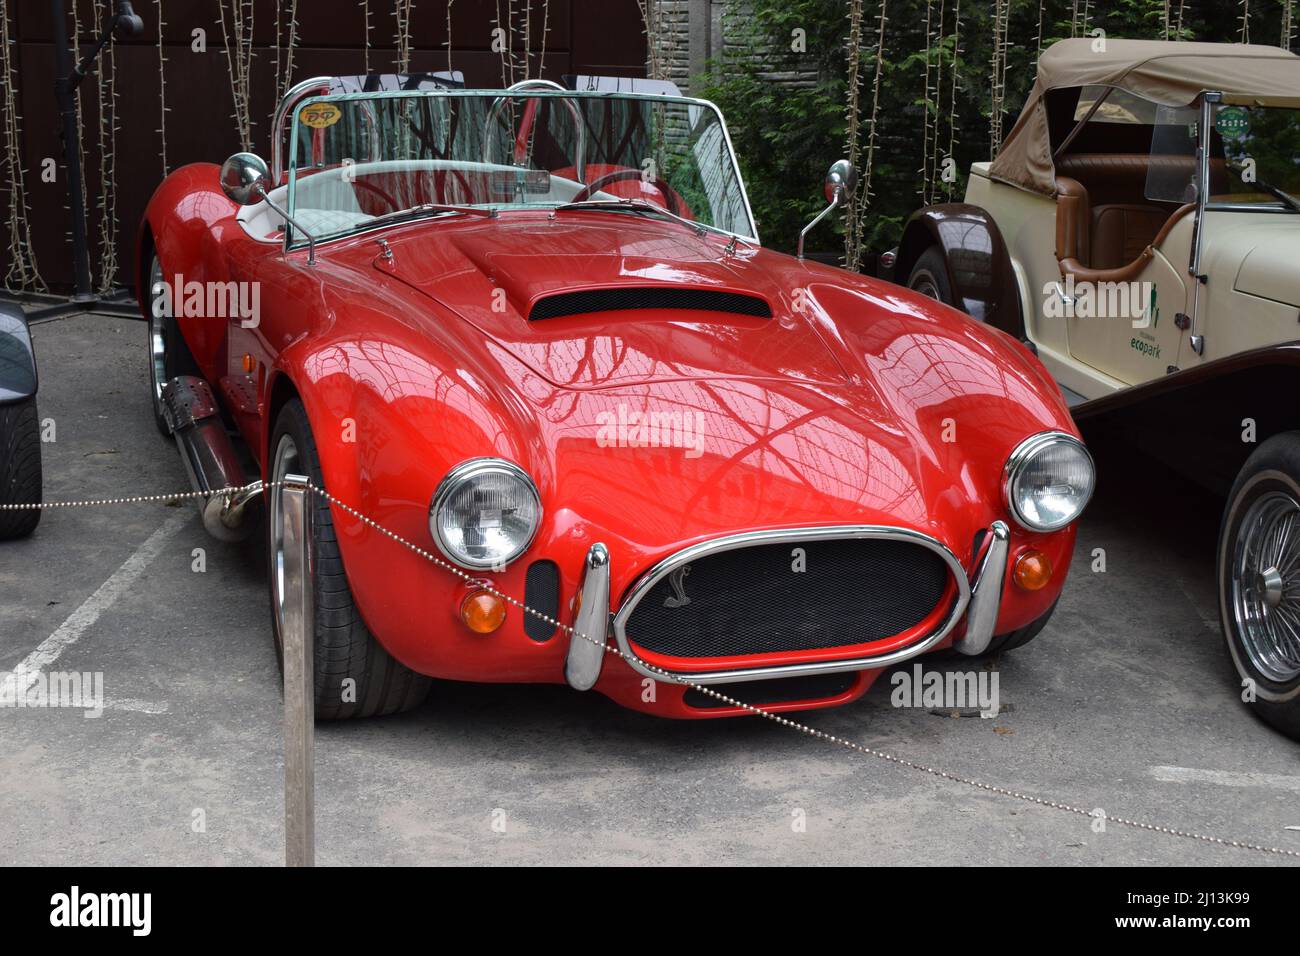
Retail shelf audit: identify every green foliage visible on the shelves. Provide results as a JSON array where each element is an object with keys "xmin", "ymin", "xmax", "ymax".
[{"xmin": 696, "ymin": 0, "xmax": 1274, "ymax": 260}]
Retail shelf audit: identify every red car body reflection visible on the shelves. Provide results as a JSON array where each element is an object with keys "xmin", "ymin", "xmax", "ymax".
[{"xmin": 139, "ymin": 162, "xmax": 1082, "ymax": 719}]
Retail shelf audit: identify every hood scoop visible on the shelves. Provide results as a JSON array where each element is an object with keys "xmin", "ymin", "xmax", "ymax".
[{"xmin": 528, "ymin": 287, "xmax": 773, "ymax": 322}]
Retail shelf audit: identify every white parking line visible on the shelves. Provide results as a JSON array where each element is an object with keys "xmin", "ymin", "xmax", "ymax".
[
  {"xmin": 0, "ymin": 510, "xmax": 190, "ymax": 703},
  {"xmin": 1151, "ymin": 765, "xmax": 1300, "ymax": 792}
]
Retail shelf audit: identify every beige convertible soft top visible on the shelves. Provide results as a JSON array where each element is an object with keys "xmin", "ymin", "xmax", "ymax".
[{"xmin": 989, "ymin": 38, "xmax": 1300, "ymax": 196}]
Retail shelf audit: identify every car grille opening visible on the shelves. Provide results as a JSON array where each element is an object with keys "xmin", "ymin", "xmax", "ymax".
[
  {"xmin": 523, "ymin": 560, "xmax": 560, "ymax": 642},
  {"xmin": 683, "ymin": 672, "xmax": 859, "ymax": 710},
  {"xmin": 528, "ymin": 287, "xmax": 772, "ymax": 321},
  {"xmin": 621, "ymin": 536, "xmax": 951, "ymax": 661}
]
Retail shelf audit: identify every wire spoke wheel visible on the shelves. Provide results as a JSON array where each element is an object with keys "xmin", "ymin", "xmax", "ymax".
[{"xmin": 1231, "ymin": 491, "xmax": 1300, "ymax": 684}]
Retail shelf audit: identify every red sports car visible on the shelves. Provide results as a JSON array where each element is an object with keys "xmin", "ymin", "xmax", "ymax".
[{"xmin": 137, "ymin": 75, "xmax": 1094, "ymax": 719}]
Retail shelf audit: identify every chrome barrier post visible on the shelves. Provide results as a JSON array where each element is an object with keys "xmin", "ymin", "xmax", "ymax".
[{"xmin": 281, "ymin": 473, "xmax": 315, "ymax": 867}]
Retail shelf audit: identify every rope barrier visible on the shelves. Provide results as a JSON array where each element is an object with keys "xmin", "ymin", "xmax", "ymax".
[{"xmin": 5, "ymin": 480, "xmax": 1299, "ymax": 859}]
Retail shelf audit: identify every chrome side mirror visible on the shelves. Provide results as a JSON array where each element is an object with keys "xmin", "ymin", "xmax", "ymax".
[
  {"xmin": 824, "ymin": 159, "xmax": 857, "ymax": 204},
  {"xmin": 220, "ymin": 152, "xmax": 273, "ymax": 206},
  {"xmin": 798, "ymin": 159, "xmax": 857, "ymax": 259},
  {"xmin": 220, "ymin": 150, "xmax": 318, "ymax": 265}
]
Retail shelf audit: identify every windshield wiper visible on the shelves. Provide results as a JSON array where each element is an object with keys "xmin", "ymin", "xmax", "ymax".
[
  {"xmin": 1224, "ymin": 163, "xmax": 1300, "ymax": 212},
  {"xmin": 365, "ymin": 203, "xmax": 498, "ymax": 229},
  {"xmin": 552, "ymin": 198, "xmax": 755, "ymax": 246}
]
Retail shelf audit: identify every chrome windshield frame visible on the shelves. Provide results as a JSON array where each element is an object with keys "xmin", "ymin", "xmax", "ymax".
[{"xmin": 280, "ymin": 86, "xmax": 760, "ymax": 251}]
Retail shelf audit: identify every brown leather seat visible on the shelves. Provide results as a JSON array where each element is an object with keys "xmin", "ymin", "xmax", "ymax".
[{"xmin": 1055, "ymin": 153, "xmax": 1229, "ymax": 269}]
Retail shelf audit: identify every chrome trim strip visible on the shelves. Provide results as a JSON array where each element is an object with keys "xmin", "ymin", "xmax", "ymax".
[
  {"xmin": 272, "ymin": 76, "xmax": 334, "ymax": 185},
  {"xmin": 565, "ymin": 543, "xmax": 610, "ymax": 691},
  {"xmin": 611, "ymin": 525, "xmax": 972, "ymax": 686},
  {"xmin": 952, "ymin": 521, "xmax": 1009, "ymax": 656}
]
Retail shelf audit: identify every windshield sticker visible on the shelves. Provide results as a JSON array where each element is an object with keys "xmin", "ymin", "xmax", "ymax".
[
  {"xmin": 300, "ymin": 103, "xmax": 342, "ymax": 129},
  {"xmin": 1215, "ymin": 106, "xmax": 1250, "ymax": 140}
]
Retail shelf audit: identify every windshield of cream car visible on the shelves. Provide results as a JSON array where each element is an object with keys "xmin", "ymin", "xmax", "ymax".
[
  {"xmin": 1209, "ymin": 103, "xmax": 1300, "ymax": 210},
  {"xmin": 284, "ymin": 89, "xmax": 756, "ymax": 244}
]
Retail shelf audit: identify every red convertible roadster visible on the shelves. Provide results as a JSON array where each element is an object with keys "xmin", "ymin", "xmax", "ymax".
[{"xmin": 138, "ymin": 75, "xmax": 1094, "ymax": 719}]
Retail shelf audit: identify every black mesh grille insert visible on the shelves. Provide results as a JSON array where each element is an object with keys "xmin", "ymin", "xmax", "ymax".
[
  {"xmin": 523, "ymin": 560, "xmax": 560, "ymax": 642},
  {"xmin": 528, "ymin": 287, "xmax": 772, "ymax": 321},
  {"xmin": 623, "ymin": 537, "xmax": 950, "ymax": 659},
  {"xmin": 684, "ymin": 672, "xmax": 858, "ymax": 709}
]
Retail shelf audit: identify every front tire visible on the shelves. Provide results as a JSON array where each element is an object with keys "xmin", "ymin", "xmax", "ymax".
[
  {"xmin": 0, "ymin": 397, "xmax": 42, "ymax": 540},
  {"xmin": 267, "ymin": 398, "xmax": 430, "ymax": 719},
  {"xmin": 1218, "ymin": 434, "xmax": 1300, "ymax": 740}
]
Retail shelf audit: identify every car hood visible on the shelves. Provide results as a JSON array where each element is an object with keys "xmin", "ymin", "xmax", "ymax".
[
  {"xmin": 370, "ymin": 213, "xmax": 855, "ymax": 390},
  {"xmin": 1212, "ymin": 217, "xmax": 1300, "ymax": 309}
]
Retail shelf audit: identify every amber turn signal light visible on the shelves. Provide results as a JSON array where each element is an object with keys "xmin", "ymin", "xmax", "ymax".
[
  {"xmin": 461, "ymin": 589, "xmax": 506, "ymax": 633},
  {"xmin": 1013, "ymin": 550, "xmax": 1052, "ymax": 591}
]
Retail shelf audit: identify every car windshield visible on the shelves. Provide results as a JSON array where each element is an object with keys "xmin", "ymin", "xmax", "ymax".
[
  {"xmin": 284, "ymin": 89, "xmax": 756, "ymax": 245},
  {"xmin": 1208, "ymin": 103, "xmax": 1300, "ymax": 210}
]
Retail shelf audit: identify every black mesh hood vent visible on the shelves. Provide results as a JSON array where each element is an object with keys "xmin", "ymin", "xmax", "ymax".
[{"xmin": 528, "ymin": 287, "xmax": 773, "ymax": 321}]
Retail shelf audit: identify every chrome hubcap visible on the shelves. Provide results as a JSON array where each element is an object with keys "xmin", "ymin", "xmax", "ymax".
[
  {"xmin": 1232, "ymin": 492, "xmax": 1300, "ymax": 683},
  {"xmin": 270, "ymin": 433, "xmax": 303, "ymax": 642}
]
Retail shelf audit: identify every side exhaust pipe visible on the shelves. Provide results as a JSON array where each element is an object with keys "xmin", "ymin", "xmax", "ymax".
[{"xmin": 161, "ymin": 376, "xmax": 261, "ymax": 541}]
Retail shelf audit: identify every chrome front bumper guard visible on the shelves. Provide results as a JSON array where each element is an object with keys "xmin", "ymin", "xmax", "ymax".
[{"xmin": 562, "ymin": 521, "xmax": 1010, "ymax": 691}]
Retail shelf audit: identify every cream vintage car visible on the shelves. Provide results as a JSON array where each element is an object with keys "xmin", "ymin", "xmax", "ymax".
[{"xmin": 885, "ymin": 39, "xmax": 1300, "ymax": 739}]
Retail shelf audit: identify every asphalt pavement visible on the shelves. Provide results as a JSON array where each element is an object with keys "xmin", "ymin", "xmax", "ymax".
[{"xmin": 1, "ymin": 313, "xmax": 1296, "ymax": 866}]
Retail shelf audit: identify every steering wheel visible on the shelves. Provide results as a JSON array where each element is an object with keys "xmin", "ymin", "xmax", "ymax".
[{"xmin": 569, "ymin": 168, "xmax": 683, "ymax": 216}]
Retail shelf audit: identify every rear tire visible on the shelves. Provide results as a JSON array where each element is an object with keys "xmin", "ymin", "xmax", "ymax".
[
  {"xmin": 0, "ymin": 397, "xmax": 42, "ymax": 540},
  {"xmin": 145, "ymin": 252, "xmax": 201, "ymax": 436},
  {"xmin": 267, "ymin": 397, "xmax": 431, "ymax": 719},
  {"xmin": 907, "ymin": 245, "xmax": 956, "ymax": 307},
  {"xmin": 1217, "ymin": 434, "xmax": 1300, "ymax": 741}
]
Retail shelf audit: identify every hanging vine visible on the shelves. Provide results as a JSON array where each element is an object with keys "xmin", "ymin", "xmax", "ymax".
[
  {"xmin": 274, "ymin": 0, "xmax": 300, "ymax": 103},
  {"xmin": 361, "ymin": 0, "xmax": 371, "ymax": 75},
  {"xmin": 92, "ymin": 0, "xmax": 120, "ymax": 293},
  {"xmin": 1, "ymin": 0, "xmax": 42, "ymax": 291},
  {"xmin": 946, "ymin": 0, "xmax": 962, "ymax": 201},
  {"xmin": 1239, "ymin": 0, "xmax": 1251, "ymax": 43},
  {"xmin": 156, "ymin": 0, "xmax": 168, "ymax": 177},
  {"xmin": 845, "ymin": 0, "xmax": 888, "ymax": 272},
  {"xmin": 395, "ymin": 0, "xmax": 415, "ymax": 74},
  {"xmin": 920, "ymin": 0, "xmax": 935, "ymax": 204},
  {"xmin": 216, "ymin": 0, "xmax": 256, "ymax": 151},
  {"xmin": 989, "ymin": 0, "xmax": 1008, "ymax": 159},
  {"xmin": 446, "ymin": 0, "xmax": 455, "ymax": 75}
]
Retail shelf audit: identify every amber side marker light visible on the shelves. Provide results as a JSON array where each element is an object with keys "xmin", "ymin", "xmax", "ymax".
[
  {"xmin": 461, "ymin": 589, "xmax": 506, "ymax": 633},
  {"xmin": 1013, "ymin": 550, "xmax": 1052, "ymax": 591}
]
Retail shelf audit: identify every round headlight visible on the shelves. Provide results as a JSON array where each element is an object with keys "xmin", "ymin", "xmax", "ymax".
[
  {"xmin": 1003, "ymin": 432, "xmax": 1095, "ymax": 532},
  {"xmin": 430, "ymin": 458, "xmax": 542, "ymax": 570}
]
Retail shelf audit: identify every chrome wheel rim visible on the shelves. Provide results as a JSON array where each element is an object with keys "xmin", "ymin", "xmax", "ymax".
[
  {"xmin": 269, "ymin": 433, "xmax": 303, "ymax": 643},
  {"xmin": 148, "ymin": 256, "xmax": 167, "ymax": 412},
  {"xmin": 1231, "ymin": 491, "xmax": 1300, "ymax": 683}
]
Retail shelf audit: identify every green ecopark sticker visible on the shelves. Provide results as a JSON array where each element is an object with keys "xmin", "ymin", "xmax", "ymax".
[{"xmin": 1215, "ymin": 106, "xmax": 1250, "ymax": 139}]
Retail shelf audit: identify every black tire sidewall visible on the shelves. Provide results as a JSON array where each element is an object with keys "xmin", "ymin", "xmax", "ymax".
[
  {"xmin": 908, "ymin": 246, "xmax": 956, "ymax": 307},
  {"xmin": 0, "ymin": 398, "xmax": 42, "ymax": 539}
]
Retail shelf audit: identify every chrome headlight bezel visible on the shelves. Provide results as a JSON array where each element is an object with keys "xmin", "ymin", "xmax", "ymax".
[
  {"xmin": 1002, "ymin": 431, "xmax": 1095, "ymax": 532},
  {"xmin": 429, "ymin": 457, "xmax": 542, "ymax": 570}
]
